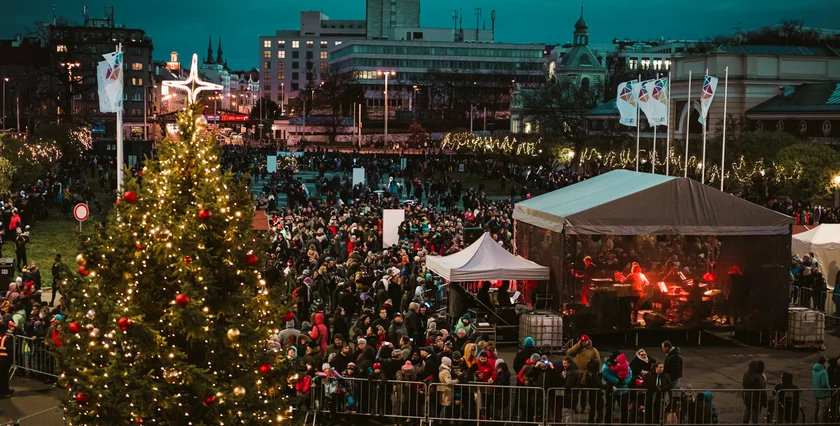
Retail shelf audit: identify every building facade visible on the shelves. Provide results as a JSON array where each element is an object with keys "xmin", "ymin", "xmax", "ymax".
[
  {"xmin": 329, "ymin": 39, "xmax": 545, "ymax": 120},
  {"xmin": 745, "ymin": 82, "xmax": 840, "ymax": 144},
  {"xmin": 366, "ymin": 0, "xmax": 420, "ymax": 40},
  {"xmin": 259, "ymin": 11, "xmax": 366, "ymax": 113},
  {"xmin": 548, "ymin": 8, "xmax": 607, "ymax": 92}
]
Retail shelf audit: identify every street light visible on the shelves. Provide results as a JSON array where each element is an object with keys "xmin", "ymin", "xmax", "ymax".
[
  {"xmin": 377, "ymin": 70, "xmax": 395, "ymax": 145},
  {"xmin": 1, "ymin": 77, "xmax": 8, "ymax": 131}
]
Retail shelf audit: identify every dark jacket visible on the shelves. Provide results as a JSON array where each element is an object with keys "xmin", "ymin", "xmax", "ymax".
[
  {"xmin": 514, "ymin": 337, "xmax": 539, "ymax": 374},
  {"xmin": 741, "ymin": 360, "xmax": 767, "ymax": 408},
  {"xmin": 404, "ymin": 309, "xmax": 422, "ymax": 344},
  {"xmin": 663, "ymin": 347, "xmax": 683, "ymax": 380}
]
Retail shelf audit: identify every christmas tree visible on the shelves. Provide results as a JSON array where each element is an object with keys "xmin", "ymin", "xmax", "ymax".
[{"xmin": 58, "ymin": 103, "xmax": 295, "ymax": 425}]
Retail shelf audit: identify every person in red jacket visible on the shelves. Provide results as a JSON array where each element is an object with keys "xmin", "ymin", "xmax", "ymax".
[
  {"xmin": 308, "ymin": 312, "xmax": 330, "ymax": 355},
  {"xmin": 476, "ymin": 351, "xmax": 497, "ymax": 383}
]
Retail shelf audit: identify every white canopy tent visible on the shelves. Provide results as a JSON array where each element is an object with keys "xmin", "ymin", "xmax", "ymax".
[
  {"xmin": 425, "ymin": 232, "xmax": 550, "ymax": 282},
  {"xmin": 792, "ymin": 224, "xmax": 840, "ymax": 282}
]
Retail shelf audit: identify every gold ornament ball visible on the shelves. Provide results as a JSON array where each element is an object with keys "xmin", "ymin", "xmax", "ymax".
[
  {"xmin": 233, "ymin": 386, "xmax": 246, "ymax": 397},
  {"xmin": 163, "ymin": 369, "xmax": 180, "ymax": 384},
  {"xmin": 267, "ymin": 386, "xmax": 280, "ymax": 397},
  {"xmin": 226, "ymin": 328, "xmax": 240, "ymax": 342},
  {"xmin": 75, "ymin": 254, "xmax": 87, "ymax": 266},
  {"xmin": 195, "ymin": 115, "xmax": 208, "ymax": 132}
]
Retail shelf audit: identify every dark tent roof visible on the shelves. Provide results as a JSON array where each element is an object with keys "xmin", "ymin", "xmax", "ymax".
[
  {"xmin": 513, "ymin": 170, "xmax": 792, "ymax": 235},
  {"xmin": 746, "ymin": 82, "xmax": 840, "ymax": 116}
]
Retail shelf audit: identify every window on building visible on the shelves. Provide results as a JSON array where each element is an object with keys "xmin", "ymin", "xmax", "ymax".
[
  {"xmin": 641, "ymin": 59, "xmax": 651, "ymax": 70},
  {"xmin": 277, "ymin": 94, "xmax": 283, "ymax": 101},
  {"xmin": 291, "ymin": 83, "xmax": 299, "ymax": 91},
  {"xmin": 264, "ymin": 82, "xmax": 271, "ymax": 90},
  {"xmin": 277, "ymin": 51, "xmax": 285, "ymax": 59},
  {"xmin": 263, "ymin": 40, "xmax": 271, "ymax": 48},
  {"xmin": 653, "ymin": 59, "xmax": 663, "ymax": 70},
  {"xmin": 264, "ymin": 50, "xmax": 271, "ymax": 58},
  {"xmin": 56, "ymin": 45, "xmax": 67, "ymax": 52},
  {"xmin": 292, "ymin": 62, "xmax": 299, "ymax": 69},
  {"xmin": 278, "ymin": 40, "xmax": 285, "ymax": 48},
  {"xmin": 131, "ymin": 93, "xmax": 142, "ymax": 101},
  {"xmin": 581, "ymin": 77, "xmax": 590, "ymax": 92},
  {"xmin": 306, "ymin": 51, "xmax": 313, "ymax": 59},
  {"xmin": 664, "ymin": 60, "xmax": 672, "ymax": 70},
  {"xmin": 292, "ymin": 72, "xmax": 299, "ymax": 80},
  {"xmin": 320, "ymin": 62, "xmax": 328, "ymax": 72},
  {"xmin": 131, "ymin": 77, "xmax": 143, "ymax": 86},
  {"xmin": 335, "ymin": 41, "xmax": 342, "ymax": 46},
  {"xmin": 132, "ymin": 62, "xmax": 144, "ymax": 71},
  {"xmin": 292, "ymin": 40, "xmax": 299, "ymax": 48},
  {"xmin": 306, "ymin": 40, "xmax": 313, "ymax": 48},
  {"xmin": 628, "ymin": 59, "xmax": 638, "ymax": 70},
  {"xmin": 278, "ymin": 62, "xmax": 285, "ymax": 69},
  {"xmin": 264, "ymin": 61, "xmax": 271, "ymax": 69},
  {"xmin": 320, "ymin": 41, "xmax": 328, "ymax": 48},
  {"xmin": 320, "ymin": 51, "xmax": 328, "ymax": 59},
  {"xmin": 292, "ymin": 51, "xmax": 299, "ymax": 59},
  {"xmin": 278, "ymin": 72, "xmax": 285, "ymax": 80},
  {"xmin": 264, "ymin": 72, "xmax": 271, "ymax": 80}
]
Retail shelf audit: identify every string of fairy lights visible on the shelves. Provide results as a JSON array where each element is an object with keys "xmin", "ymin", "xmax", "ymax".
[{"xmin": 60, "ymin": 103, "xmax": 295, "ymax": 424}]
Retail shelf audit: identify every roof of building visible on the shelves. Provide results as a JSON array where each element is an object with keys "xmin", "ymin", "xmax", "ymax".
[
  {"xmin": 713, "ymin": 44, "xmax": 839, "ymax": 57},
  {"xmin": 558, "ymin": 45, "xmax": 605, "ymax": 69},
  {"xmin": 585, "ymin": 99, "xmax": 619, "ymax": 117},
  {"xmin": 746, "ymin": 82, "xmax": 840, "ymax": 115}
]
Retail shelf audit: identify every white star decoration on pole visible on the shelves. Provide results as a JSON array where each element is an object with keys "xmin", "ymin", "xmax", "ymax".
[{"xmin": 162, "ymin": 53, "xmax": 222, "ymax": 104}]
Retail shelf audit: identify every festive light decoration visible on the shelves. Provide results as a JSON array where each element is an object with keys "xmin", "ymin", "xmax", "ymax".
[
  {"xmin": 162, "ymin": 54, "xmax": 223, "ymax": 103},
  {"xmin": 441, "ymin": 132, "xmax": 541, "ymax": 156},
  {"xmin": 58, "ymin": 100, "xmax": 296, "ymax": 425}
]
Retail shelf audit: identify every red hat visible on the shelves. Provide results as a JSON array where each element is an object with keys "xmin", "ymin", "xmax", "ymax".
[
  {"xmin": 402, "ymin": 361, "xmax": 414, "ymax": 371},
  {"xmin": 6, "ymin": 321, "xmax": 15, "ymax": 329},
  {"xmin": 580, "ymin": 334, "xmax": 590, "ymax": 342},
  {"xmin": 284, "ymin": 312, "xmax": 295, "ymax": 322},
  {"xmin": 373, "ymin": 362, "xmax": 382, "ymax": 370}
]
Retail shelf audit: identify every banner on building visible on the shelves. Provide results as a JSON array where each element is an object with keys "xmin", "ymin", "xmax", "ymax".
[
  {"xmin": 633, "ymin": 80, "xmax": 657, "ymax": 127},
  {"xmin": 97, "ymin": 51, "xmax": 124, "ymax": 113},
  {"xmin": 382, "ymin": 209, "xmax": 405, "ymax": 247},
  {"xmin": 650, "ymin": 78, "xmax": 669, "ymax": 126},
  {"xmin": 698, "ymin": 75, "xmax": 719, "ymax": 125},
  {"xmin": 616, "ymin": 81, "xmax": 638, "ymax": 127}
]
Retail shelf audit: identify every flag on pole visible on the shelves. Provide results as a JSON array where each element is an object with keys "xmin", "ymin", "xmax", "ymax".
[
  {"xmin": 698, "ymin": 75, "xmax": 718, "ymax": 125},
  {"xmin": 97, "ymin": 51, "xmax": 124, "ymax": 113},
  {"xmin": 650, "ymin": 78, "xmax": 669, "ymax": 126},
  {"xmin": 633, "ymin": 80, "xmax": 657, "ymax": 126},
  {"xmin": 616, "ymin": 81, "xmax": 638, "ymax": 126}
]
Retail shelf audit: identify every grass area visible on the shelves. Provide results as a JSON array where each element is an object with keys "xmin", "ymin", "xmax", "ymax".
[{"xmin": 24, "ymin": 218, "xmax": 83, "ymax": 288}]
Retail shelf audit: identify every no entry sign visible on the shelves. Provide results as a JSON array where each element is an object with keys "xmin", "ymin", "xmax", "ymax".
[{"xmin": 74, "ymin": 203, "xmax": 89, "ymax": 221}]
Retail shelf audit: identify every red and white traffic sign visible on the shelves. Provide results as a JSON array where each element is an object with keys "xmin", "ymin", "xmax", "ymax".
[{"xmin": 74, "ymin": 203, "xmax": 89, "ymax": 222}]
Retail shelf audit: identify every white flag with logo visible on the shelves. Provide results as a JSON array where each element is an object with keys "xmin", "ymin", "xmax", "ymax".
[
  {"xmin": 650, "ymin": 78, "xmax": 669, "ymax": 126},
  {"xmin": 698, "ymin": 75, "xmax": 718, "ymax": 125},
  {"xmin": 632, "ymin": 80, "xmax": 657, "ymax": 127},
  {"xmin": 616, "ymin": 81, "xmax": 637, "ymax": 127},
  {"xmin": 97, "ymin": 51, "xmax": 124, "ymax": 113}
]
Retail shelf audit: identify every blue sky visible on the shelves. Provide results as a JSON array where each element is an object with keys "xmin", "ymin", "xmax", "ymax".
[{"xmin": 2, "ymin": 0, "xmax": 838, "ymax": 70}]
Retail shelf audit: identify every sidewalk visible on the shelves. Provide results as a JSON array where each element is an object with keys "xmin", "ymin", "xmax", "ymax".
[{"xmin": 0, "ymin": 378, "xmax": 63, "ymax": 423}]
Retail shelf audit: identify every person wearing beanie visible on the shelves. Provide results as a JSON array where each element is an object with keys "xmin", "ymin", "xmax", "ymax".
[
  {"xmin": 568, "ymin": 334, "xmax": 600, "ymax": 386},
  {"xmin": 353, "ymin": 337, "xmax": 376, "ymax": 375},
  {"xmin": 278, "ymin": 316, "xmax": 301, "ymax": 347},
  {"xmin": 491, "ymin": 358, "xmax": 512, "ymax": 419},
  {"xmin": 418, "ymin": 345, "xmax": 440, "ymax": 383},
  {"xmin": 325, "ymin": 334, "xmax": 345, "ymax": 361},
  {"xmin": 514, "ymin": 336, "xmax": 540, "ymax": 375},
  {"xmin": 438, "ymin": 356, "xmax": 458, "ymax": 417},
  {"xmin": 396, "ymin": 360, "xmax": 419, "ymax": 417},
  {"xmin": 602, "ymin": 352, "xmax": 633, "ymax": 424}
]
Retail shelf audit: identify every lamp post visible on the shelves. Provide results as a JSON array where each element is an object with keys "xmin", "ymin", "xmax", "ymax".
[
  {"xmin": 834, "ymin": 175, "xmax": 840, "ymax": 208},
  {"xmin": 377, "ymin": 70, "xmax": 395, "ymax": 145},
  {"xmin": 1, "ymin": 77, "xmax": 7, "ymax": 131}
]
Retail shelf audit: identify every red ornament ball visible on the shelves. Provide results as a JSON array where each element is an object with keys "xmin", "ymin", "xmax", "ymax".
[
  {"xmin": 203, "ymin": 395, "xmax": 216, "ymax": 406},
  {"xmin": 245, "ymin": 254, "xmax": 259, "ymax": 266},
  {"xmin": 135, "ymin": 243, "xmax": 142, "ymax": 251},
  {"xmin": 184, "ymin": 256, "xmax": 192, "ymax": 264},
  {"xmin": 259, "ymin": 363, "xmax": 272, "ymax": 375},
  {"xmin": 68, "ymin": 322, "xmax": 81, "ymax": 334},
  {"xmin": 123, "ymin": 191, "xmax": 137, "ymax": 204},
  {"xmin": 115, "ymin": 199, "xmax": 121, "ymax": 205},
  {"xmin": 78, "ymin": 266, "xmax": 90, "ymax": 277},
  {"xmin": 117, "ymin": 317, "xmax": 132, "ymax": 331},
  {"xmin": 175, "ymin": 293, "xmax": 190, "ymax": 307},
  {"xmin": 198, "ymin": 208, "xmax": 212, "ymax": 221},
  {"xmin": 75, "ymin": 392, "xmax": 89, "ymax": 405}
]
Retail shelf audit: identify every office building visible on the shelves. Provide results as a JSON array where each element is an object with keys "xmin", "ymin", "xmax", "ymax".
[
  {"xmin": 258, "ymin": 11, "xmax": 366, "ymax": 113},
  {"xmin": 366, "ymin": 0, "xmax": 420, "ymax": 39}
]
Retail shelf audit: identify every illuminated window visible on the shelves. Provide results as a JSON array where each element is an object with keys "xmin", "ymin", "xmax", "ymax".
[
  {"xmin": 306, "ymin": 40, "xmax": 313, "ymax": 48},
  {"xmin": 264, "ymin": 72, "xmax": 271, "ymax": 80},
  {"xmin": 665, "ymin": 60, "xmax": 672, "ymax": 70},
  {"xmin": 278, "ymin": 62, "xmax": 285, "ymax": 69},
  {"xmin": 292, "ymin": 40, "xmax": 299, "ymax": 48},
  {"xmin": 277, "ymin": 51, "xmax": 285, "ymax": 59},
  {"xmin": 57, "ymin": 45, "xmax": 67, "ymax": 52},
  {"xmin": 335, "ymin": 40, "xmax": 342, "ymax": 46},
  {"xmin": 131, "ymin": 77, "xmax": 143, "ymax": 86},
  {"xmin": 264, "ymin": 61, "xmax": 271, "ymax": 69},
  {"xmin": 653, "ymin": 59, "xmax": 663, "ymax": 70},
  {"xmin": 320, "ymin": 62, "xmax": 328, "ymax": 72},
  {"xmin": 263, "ymin": 50, "xmax": 271, "ymax": 58},
  {"xmin": 641, "ymin": 59, "xmax": 651, "ymax": 70},
  {"xmin": 320, "ymin": 51, "xmax": 328, "ymax": 59},
  {"xmin": 263, "ymin": 40, "xmax": 271, "ymax": 48},
  {"xmin": 320, "ymin": 41, "xmax": 328, "ymax": 48},
  {"xmin": 132, "ymin": 63, "xmax": 144, "ymax": 71},
  {"xmin": 278, "ymin": 40, "xmax": 285, "ymax": 48},
  {"xmin": 628, "ymin": 59, "xmax": 638, "ymax": 70},
  {"xmin": 278, "ymin": 72, "xmax": 285, "ymax": 80}
]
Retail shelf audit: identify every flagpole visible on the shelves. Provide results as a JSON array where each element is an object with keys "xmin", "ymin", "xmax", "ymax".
[
  {"xmin": 684, "ymin": 70, "xmax": 691, "ymax": 178},
  {"xmin": 701, "ymin": 70, "xmax": 709, "ymax": 184},
  {"xmin": 666, "ymin": 74, "xmax": 672, "ymax": 176},
  {"xmin": 651, "ymin": 73, "xmax": 659, "ymax": 174},
  {"xmin": 635, "ymin": 74, "xmax": 641, "ymax": 172},
  {"xmin": 116, "ymin": 42, "xmax": 124, "ymax": 193},
  {"xmin": 720, "ymin": 66, "xmax": 729, "ymax": 191}
]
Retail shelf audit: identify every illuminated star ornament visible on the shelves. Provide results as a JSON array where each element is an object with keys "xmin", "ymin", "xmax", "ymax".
[{"xmin": 162, "ymin": 53, "xmax": 223, "ymax": 104}]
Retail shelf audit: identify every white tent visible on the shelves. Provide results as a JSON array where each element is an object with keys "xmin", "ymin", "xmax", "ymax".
[
  {"xmin": 792, "ymin": 224, "xmax": 840, "ymax": 282},
  {"xmin": 425, "ymin": 232, "xmax": 550, "ymax": 282}
]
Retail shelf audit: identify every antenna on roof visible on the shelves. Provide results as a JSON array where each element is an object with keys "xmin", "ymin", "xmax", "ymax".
[{"xmin": 52, "ymin": 3, "xmax": 56, "ymax": 25}]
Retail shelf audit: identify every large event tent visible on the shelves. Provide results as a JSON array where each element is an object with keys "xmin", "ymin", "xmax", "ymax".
[{"xmin": 425, "ymin": 232, "xmax": 549, "ymax": 282}]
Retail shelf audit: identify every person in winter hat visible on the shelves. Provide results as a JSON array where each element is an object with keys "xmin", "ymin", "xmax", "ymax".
[
  {"xmin": 308, "ymin": 312, "xmax": 329, "ymax": 355},
  {"xmin": 568, "ymin": 334, "xmax": 600, "ymax": 386},
  {"xmin": 602, "ymin": 352, "xmax": 632, "ymax": 424},
  {"xmin": 514, "ymin": 336, "xmax": 539, "ymax": 374},
  {"xmin": 438, "ymin": 357, "xmax": 459, "ymax": 416}
]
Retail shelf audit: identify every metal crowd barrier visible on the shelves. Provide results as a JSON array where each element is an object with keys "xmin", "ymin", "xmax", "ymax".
[
  {"xmin": 9, "ymin": 335, "xmax": 59, "ymax": 379},
  {"xmin": 791, "ymin": 286, "xmax": 840, "ymax": 319},
  {"xmin": 304, "ymin": 378, "xmax": 840, "ymax": 426}
]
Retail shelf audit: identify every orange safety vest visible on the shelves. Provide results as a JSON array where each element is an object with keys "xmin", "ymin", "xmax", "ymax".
[{"xmin": 0, "ymin": 335, "xmax": 8, "ymax": 357}]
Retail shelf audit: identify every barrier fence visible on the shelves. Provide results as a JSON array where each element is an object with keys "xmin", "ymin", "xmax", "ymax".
[
  {"xmin": 8, "ymin": 335, "xmax": 59, "ymax": 380},
  {"xmin": 790, "ymin": 285, "xmax": 840, "ymax": 318},
  {"xmin": 305, "ymin": 379, "xmax": 840, "ymax": 426}
]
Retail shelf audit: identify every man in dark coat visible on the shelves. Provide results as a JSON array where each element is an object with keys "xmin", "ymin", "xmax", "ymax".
[
  {"xmin": 661, "ymin": 340, "xmax": 683, "ymax": 389},
  {"xmin": 404, "ymin": 302, "xmax": 422, "ymax": 344}
]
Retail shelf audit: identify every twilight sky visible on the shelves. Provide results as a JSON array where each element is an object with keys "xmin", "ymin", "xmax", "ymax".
[{"xmin": 2, "ymin": 0, "xmax": 838, "ymax": 70}]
